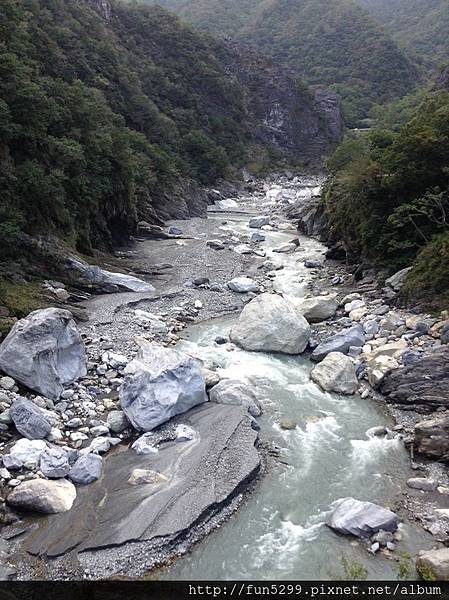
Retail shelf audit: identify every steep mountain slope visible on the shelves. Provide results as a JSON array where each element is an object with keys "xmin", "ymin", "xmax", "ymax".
[
  {"xmin": 145, "ymin": 0, "xmax": 420, "ymax": 124},
  {"xmin": 358, "ymin": 0, "xmax": 449, "ymax": 68},
  {"xmin": 0, "ymin": 0, "xmax": 338, "ymax": 266}
]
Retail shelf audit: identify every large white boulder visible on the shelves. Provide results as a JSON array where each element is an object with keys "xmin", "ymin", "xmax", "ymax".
[
  {"xmin": 227, "ymin": 277, "xmax": 259, "ymax": 293},
  {"xmin": 311, "ymin": 352, "xmax": 358, "ymax": 395},
  {"xmin": 290, "ymin": 294, "xmax": 338, "ymax": 323},
  {"xmin": 7, "ymin": 478, "xmax": 76, "ymax": 514},
  {"xmin": 0, "ymin": 308, "xmax": 87, "ymax": 400},
  {"xmin": 327, "ymin": 498, "xmax": 399, "ymax": 538},
  {"xmin": 120, "ymin": 339, "xmax": 207, "ymax": 431},
  {"xmin": 230, "ymin": 293, "xmax": 311, "ymax": 354}
]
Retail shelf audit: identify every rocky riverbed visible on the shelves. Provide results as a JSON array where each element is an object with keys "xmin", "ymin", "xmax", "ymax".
[{"xmin": 0, "ymin": 173, "xmax": 449, "ymax": 580}]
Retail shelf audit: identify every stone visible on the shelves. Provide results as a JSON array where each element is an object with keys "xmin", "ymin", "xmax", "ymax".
[
  {"xmin": 0, "ymin": 376, "xmax": 15, "ymax": 391},
  {"xmin": 251, "ymin": 232, "xmax": 265, "ymax": 243},
  {"xmin": 69, "ymin": 454, "xmax": 102, "ymax": 485},
  {"xmin": 344, "ymin": 299, "xmax": 365, "ymax": 313},
  {"xmin": 371, "ymin": 530, "xmax": 394, "ymax": 546},
  {"xmin": 367, "ymin": 355, "xmax": 399, "ymax": 389},
  {"xmin": 168, "ymin": 226, "xmax": 182, "ymax": 236},
  {"xmin": 416, "ymin": 548, "xmax": 449, "ymax": 581},
  {"xmin": 131, "ymin": 433, "xmax": 158, "ymax": 455},
  {"xmin": 364, "ymin": 320, "xmax": 379, "ymax": 336},
  {"xmin": 441, "ymin": 323, "xmax": 449, "ymax": 345},
  {"xmin": 327, "ymin": 498, "xmax": 399, "ymax": 538},
  {"xmin": 2, "ymin": 438, "xmax": 47, "ymax": 470},
  {"xmin": 290, "ymin": 295, "xmax": 337, "ymax": 323},
  {"xmin": 230, "ymin": 293, "xmax": 311, "ymax": 354},
  {"xmin": 248, "ymin": 215, "xmax": 270, "ymax": 228},
  {"xmin": 206, "ymin": 240, "xmax": 225, "ymax": 250},
  {"xmin": 90, "ymin": 425, "xmax": 109, "ymax": 437},
  {"xmin": 134, "ymin": 310, "xmax": 167, "ymax": 333},
  {"xmin": 272, "ymin": 243, "xmax": 296, "ymax": 254},
  {"xmin": 227, "ymin": 277, "xmax": 259, "ymax": 293},
  {"xmin": 209, "ymin": 379, "xmax": 262, "ymax": 417},
  {"xmin": 311, "ymin": 325, "xmax": 365, "ymax": 362},
  {"xmin": 311, "ymin": 352, "xmax": 358, "ymax": 395},
  {"xmin": 279, "ymin": 419, "xmax": 297, "ymax": 430},
  {"xmin": 414, "ymin": 416, "xmax": 449, "ymax": 460},
  {"xmin": 7, "ymin": 478, "xmax": 76, "ymax": 514},
  {"xmin": 40, "ymin": 447, "xmax": 70, "ymax": 478},
  {"xmin": 381, "ymin": 347, "xmax": 449, "ymax": 407},
  {"xmin": 66, "ymin": 257, "xmax": 155, "ymax": 293},
  {"xmin": 0, "ymin": 308, "xmax": 87, "ymax": 400},
  {"xmin": 233, "ymin": 244, "xmax": 252, "ymax": 255},
  {"xmin": 107, "ymin": 410, "xmax": 129, "ymax": 433},
  {"xmin": 10, "ymin": 397, "xmax": 52, "ymax": 440},
  {"xmin": 193, "ymin": 277, "xmax": 210, "ymax": 287},
  {"xmin": 217, "ymin": 199, "xmax": 238, "ymax": 210},
  {"xmin": 407, "ymin": 478, "xmax": 438, "ymax": 492},
  {"xmin": 128, "ymin": 469, "xmax": 168, "ymax": 486},
  {"xmin": 120, "ymin": 340, "xmax": 207, "ymax": 432},
  {"xmin": 304, "ymin": 260, "xmax": 322, "ymax": 268},
  {"xmin": 385, "ymin": 267, "xmax": 412, "ymax": 291}
]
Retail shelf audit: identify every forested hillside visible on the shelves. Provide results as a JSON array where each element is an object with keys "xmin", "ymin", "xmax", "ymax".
[
  {"xmin": 358, "ymin": 0, "xmax": 449, "ymax": 68},
  {"xmin": 146, "ymin": 0, "xmax": 420, "ymax": 125},
  {"xmin": 0, "ymin": 0, "xmax": 336, "ymax": 266},
  {"xmin": 324, "ymin": 85, "xmax": 449, "ymax": 309}
]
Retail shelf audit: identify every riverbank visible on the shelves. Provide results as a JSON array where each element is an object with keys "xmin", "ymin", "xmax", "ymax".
[{"xmin": 0, "ymin": 172, "xmax": 448, "ymax": 580}]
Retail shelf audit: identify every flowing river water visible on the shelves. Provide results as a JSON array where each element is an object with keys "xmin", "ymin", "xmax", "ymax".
[{"xmin": 160, "ymin": 191, "xmax": 431, "ymax": 580}]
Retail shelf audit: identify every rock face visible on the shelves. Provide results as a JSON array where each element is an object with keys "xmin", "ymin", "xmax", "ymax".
[
  {"xmin": 416, "ymin": 548, "xmax": 449, "ymax": 581},
  {"xmin": 414, "ymin": 416, "xmax": 449, "ymax": 460},
  {"xmin": 24, "ymin": 404, "xmax": 260, "ymax": 574},
  {"xmin": 66, "ymin": 257, "xmax": 155, "ymax": 293},
  {"xmin": 230, "ymin": 293, "xmax": 311, "ymax": 354},
  {"xmin": 311, "ymin": 325, "xmax": 365, "ymax": 362},
  {"xmin": 10, "ymin": 397, "xmax": 52, "ymax": 440},
  {"xmin": 209, "ymin": 379, "xmax": 262, "ymax": 417},
  {"xmin": 327, "ymin": 498, "xmax": 399, "ymax": 538},
  {"xmin": 120, "ymin": 340, "xmax": 207, "ymax": 431},
  {"xmin": 380, "ymin": 347, "xmax": 449, "ymax": 407},
  {"xmin": 310, "ymin": 352, "xmax": 358, "ymax": 395},
  {"xmin": 7, "ymin": 479, "xmax": 76, "ymax": 514},
  {"xmin": 291, "ymin": 294, "xmax": 337, "ymax": 323},
  {"xmin": 0, "ymin": 308, "xmax": 87, "ymax": 400}
]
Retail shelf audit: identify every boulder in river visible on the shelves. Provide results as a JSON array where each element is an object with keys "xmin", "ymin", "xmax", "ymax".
[
  {"xmin": 209, "ymin": 379, "xmax": 262, "ymax": 417},
  {"xmin": 230, "ymin": 293, "xmax": 311, "ymax": 354},
  {"xmin": 249, "ymin": 215, "xmax": 270, "ymax": 228},
  {"xmin": 0, "ymin": 308, "xmax": 87, "ymax": 400},
  {"xmin": 414, "ymin": 416, "xmax": 449, "ymax": 460},
  {"xmin": 327, "ymin": 498, "xmax": 399, "ymax": 538},
  {"xmin": 311, "ymin": 325, "xmax": 365, "ymax": 362},
  {"xmin": 120, "ymin": 339, "xmax": 207, "ymax": 431},
  {"xmin": 291, "ymin": 294, "xmax": 337, "ymax": 323},
  {"xmin": 227, "ymin": 277, "xmax": 259, "ymax": 293},
  {"xmin": 7, "ymin": 478, "xmax": 76, "ymax": 514},
  {"xmin": 416, "ymin": 548, "xmax": 449, "ymax": 580},
  {"xmin": 310, "ymin": 352, "xmax": 358, "ymax": 395},
  {"xmin": 10, "ymin": 397, "xmax": 52, "ymax": 440}
]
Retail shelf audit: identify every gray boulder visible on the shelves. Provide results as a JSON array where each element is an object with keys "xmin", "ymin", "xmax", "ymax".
[
  {"xmin": 227, "ymin": 277, "xmax": 259, "ymax": 293},
  {"xmin": 407, "ymin": 477, "xmax": 438, "ymax": 492},
  {"xmin": 131, "ymin": 432, "xmax": 158, "ymax": 455},
  {"xmin": 107, "ymin": 410, "xmax": 130, "ymax": 433},
  {"xmin": 417, "ymin": 548, "xmax": 449, "ymax": 580},
  {"xmin": 120, "ymin": 340, "xmax": 207, "ymax": 431},
  {"xmin": 291, "ymin": 295, "xmax": 337, "ymax": 323},
  {"xmin": 230, "ymin": 293, "xmax": 311, "ymax": 354},
  {"xmin": 327, "ymin": 498, "xmax": 399, "ymax": 538},
  {"xmin": 385, "ymin": 267, "xmax": 412, "ymax": 291},
  {"xmin": 311, "ymin": 352, "xmax": 358, "ymax": 395},
  {"xmin": 249, "ymin": 215, "xmax": 270, "ymax": 229},
  {"xmin": 0, "ymin": 308, "xmax": 87, "ymax": 400},
  {"xmin": 10, "ymin": 397, "xmax": 52, "ymax": 440},
  {"xmin": 414, "ymin": 416, "xmax": 449, "ymax": 460},
  {"xmin": 311, "ymin": 325, "xmax": 365, "ymax": 362},
  {"xmin": 40, "ymin": 447, "xmax": 70, "ymax": 478},
  {"xmin": 209, "ymin": 379, "xmax": 262, "ymax": 417},
  {"xmin": 69, "ymin": 453, "xmax": 102, "ymax": 485},
  {"xmin": 7, "ymin": 478, "xmax": 76, "ymax": 514}
]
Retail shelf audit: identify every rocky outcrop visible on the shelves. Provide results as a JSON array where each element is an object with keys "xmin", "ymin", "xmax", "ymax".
[
  {"xmin": 380, "ymin": 347, "xmax": 449, "ymax": 407},
  {"xmin": 327, "ymin": 498, "xmax": 399, "ymax": 538},
  {"xmin": 230, "ymin": 293, "xmax": 311, "ymax": 354},
  {"xmin": 0, "ymin": 308, "xmax": 87, "ymax": 400},
  {"xmin": 311, "ymin": 352, "xmax": 358, "ymax": 395},
  {"xmin": 7, "ymin": 479, "xmax": 76, "ymax": 514},
  {"xmin": 120, "ymin": 340, "xmax": 207, "ymax": 431}
]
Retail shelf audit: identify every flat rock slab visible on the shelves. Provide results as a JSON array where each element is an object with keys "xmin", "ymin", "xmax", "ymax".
[{"xmin": 24, "ymin": 403, "xmax": 260, "ymax": 562}]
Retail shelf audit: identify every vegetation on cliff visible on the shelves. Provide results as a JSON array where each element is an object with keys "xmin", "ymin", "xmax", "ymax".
[
  {"xmin": 146, "ymin": 0, "xmax": 420, "ymax": 125},
  {"xmin": 324, "ymin": 89, "xmax": 449, "ymax": 308}
]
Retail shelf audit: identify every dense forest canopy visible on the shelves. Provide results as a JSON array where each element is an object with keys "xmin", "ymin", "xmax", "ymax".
[{"xmin": 145, "ymin": 0, "xmax": 420, "ymax": 125}]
